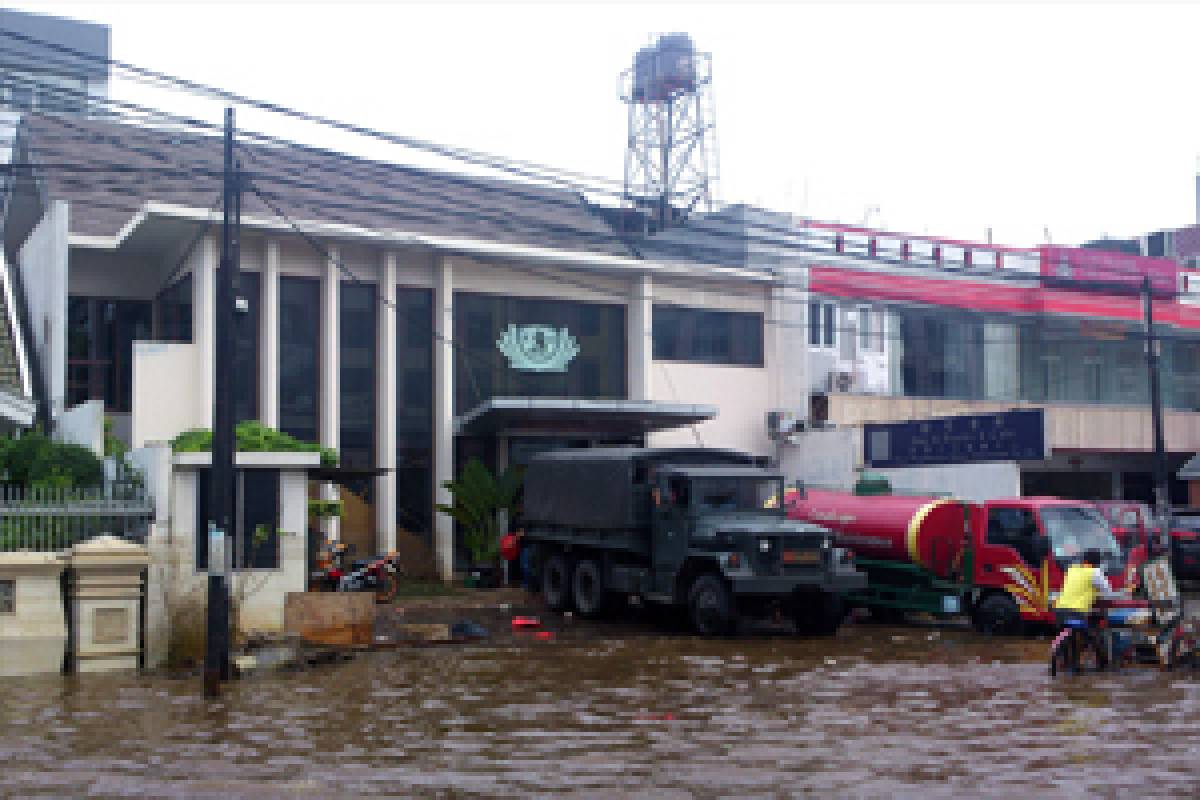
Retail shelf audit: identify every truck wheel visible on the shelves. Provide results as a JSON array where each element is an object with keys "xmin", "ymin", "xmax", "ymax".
[
  {"xmin": 794, "ymin": 592, "xmax": 846, "ymax": 636},
  {"xmin": 688, "ymin": 574, "xmax": 735, "ymax": 636},
  {"xmin": 543, "ymin": 553, "xmax": 573, "ymax": 612},
  {"xmin": 572, "ymin": 558, "xmax": 607, "ymax": 619},
  {"xmin": 972, "ymin": 593, "xmax": 1021, "ymax": 636}
]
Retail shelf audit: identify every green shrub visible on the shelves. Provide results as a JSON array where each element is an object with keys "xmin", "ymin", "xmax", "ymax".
[
  {"xmin": 171, "ymin": 421, "xmax": 337, "ymax": 466},
  {"xmin": 0, "ymin": 431, "xmax": 103, "ymax": 488}
]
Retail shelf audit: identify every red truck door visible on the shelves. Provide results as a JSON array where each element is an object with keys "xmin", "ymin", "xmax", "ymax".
[{"xmin": 973, "ymin": 503, "xmax": 1055, "ymax": 623}]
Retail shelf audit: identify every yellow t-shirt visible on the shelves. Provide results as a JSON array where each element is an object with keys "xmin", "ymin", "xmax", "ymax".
[{"xmin": 1055, "ymin": 564, "xmax": 1099, "ymax": 612}]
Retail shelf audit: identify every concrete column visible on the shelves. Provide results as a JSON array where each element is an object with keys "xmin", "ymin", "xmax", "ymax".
[
  {"xmin": 433, "ymin": 256, "xmax": 456, "ymax": 581},
  {"xmin": 628, "ymin": 273, "xmax": 653, "ymax": 400},
  {"xmin": 193, "ymin": 234, "xmax": 217, "ymax": 428},
  {"xmin": 320, "ymin": 246, "xmax": 340, "ymax": 541},
  {"xmin": 376, "ymin": 252, "xmax": 398, "ymax": 554},
  {"xmin": 260, "ymin": 238, "xmax": 280, "ymax": 429}
]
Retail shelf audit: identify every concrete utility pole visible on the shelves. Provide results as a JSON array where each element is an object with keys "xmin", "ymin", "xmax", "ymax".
[{"xmin": 205, "ymin": 107, "xmax": 240, "ymax": 698}]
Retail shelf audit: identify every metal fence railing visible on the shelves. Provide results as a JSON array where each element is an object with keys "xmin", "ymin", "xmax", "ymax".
[{"xmin": 0, "ymin": 482, "xmax": 154, "ymax": 553}]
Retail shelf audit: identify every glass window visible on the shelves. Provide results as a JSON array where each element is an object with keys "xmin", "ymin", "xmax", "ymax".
[
  {"xmin": 233, "ymin": 272, "xmax": 260, "ymax": 424},
  {"xmin": 653, "ymin": 305, "xmax": 763, "ymax": 366},
  {"xmin": 454, "ymin": 292, "xmax": 626, "ymax": 414},
  {"xmin": 66, "ymin": 296, "xmax": 151, "ymax": 413},
  {"xmin": 396, "ymin": 287, "xmax": 434, "ymax": 536},
  {"xmin": 194, "ymin": 468, "xmax": 280, "ymax": 571},
  {"xmin": 278, "ymin": 277, "xmax": 320, "ymax": 443},
  {"xmin": 858, "ymin": 307, "xmax": 872, "ymax": 352},
  {"xmin": 156, "ymin": 275, "xmax": 192, "ymax": 343},
  {"xmin": 1041, "ymin": 506, "xmax": 1120, "ymax": 564},
  {"xmin": 340, "ymin": 283, "xmax": 377, "ymax": 470}
]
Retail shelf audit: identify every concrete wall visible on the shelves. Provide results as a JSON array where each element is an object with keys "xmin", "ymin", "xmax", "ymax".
[
  {"xmin": 18, "ymin": 199, "xmax": 68, "ymax": 416},
  {"xmin": 876, "ymin": 462, "xmax": 1022, "ymax": 502},
  {"xmin": 0, "ymin": 553, "xmax": 66, "ymax": 677},
  {"xmin": 54, "ymin": 398, "xmax": 103, "ymax": 456},
  {"xmin": 131, "ymin": 341, "xmax": 199, "ymax": 450},
  {"xmin": 778, "ymin": 427, "xmax": 861, "ymax": 489},
  {"xmin": 649, "ymin": 361, "xmax": 772, "ymax": 455},
  {"xmin": 165, "ymin": 461, "xmax": 310, "ymax": 639}
]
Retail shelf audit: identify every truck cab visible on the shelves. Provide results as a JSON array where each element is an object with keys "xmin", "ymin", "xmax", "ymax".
[
  {"xmin": 971, "ymin": 497, "xmax": 1137, "ymax": 633},
  {"xmin": 1093, "ymin": 500, "xmax": 1160, "ymax": 559}
]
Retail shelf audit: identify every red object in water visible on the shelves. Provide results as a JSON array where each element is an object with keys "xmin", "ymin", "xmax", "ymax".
[
  {"xmin": 534, "ymin": 631, "xmax": 554, "ymax": 641},
  {"xmin": 511, "ymin": 616, "xmax": 541, "ymax": 629},
  {"xmin": 500, "ymin": 533, "xmax": 520, "ymax": 561}
]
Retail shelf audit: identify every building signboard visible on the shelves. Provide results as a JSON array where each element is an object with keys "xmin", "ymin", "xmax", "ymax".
[
  {"xmin": 497, "ymin": 324, "xmax": 580, "ymax": 372},
  {"xmin": 864, "ymin": 409, "xmax": 1047, "ymax": 468},
  {"xmin": 1039, "ymin": 245, "xmax": 1176, "ymax": 295}
]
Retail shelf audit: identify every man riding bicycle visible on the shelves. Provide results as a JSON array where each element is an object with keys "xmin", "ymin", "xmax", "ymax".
[
  {"xmin": 1054, "ymin": 549, "xmax": 1122, "ymax": 623},
  {"xmin": 1051, "ymin": 549, "xmax": 1129, "ymax": 673}
]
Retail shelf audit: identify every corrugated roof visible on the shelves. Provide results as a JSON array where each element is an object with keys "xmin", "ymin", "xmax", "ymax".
[{"xmin": 18, "ymin": 113, "xmax": 635, "ymax": 257}]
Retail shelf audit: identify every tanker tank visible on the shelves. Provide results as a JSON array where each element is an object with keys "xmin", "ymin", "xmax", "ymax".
[{"xmin": 785, "ymin": 489, "xmax": 967, "ymax": 579}]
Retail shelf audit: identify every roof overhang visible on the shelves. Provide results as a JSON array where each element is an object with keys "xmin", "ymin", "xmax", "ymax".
[
  {"xmin": 0, "ymin": 387, "xmax": 36, "ymax": 428},
  {"xmin": 66, "ymin": 202, "xmax": 779, "ymax": 284},
  {"xmin": 455, "ymin": 397, "xmax": 718, "ymax": 437}
]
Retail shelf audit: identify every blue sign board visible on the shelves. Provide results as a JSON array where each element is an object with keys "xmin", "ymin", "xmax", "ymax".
[{"xmin": 864, "ymin": 409, "xmax": 1046, "ymax": 468}]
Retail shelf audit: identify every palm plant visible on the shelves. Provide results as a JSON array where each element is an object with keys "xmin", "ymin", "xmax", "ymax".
[{"xmin": 436, "ymin": 458, "xmax": 523, "ymax": 566}]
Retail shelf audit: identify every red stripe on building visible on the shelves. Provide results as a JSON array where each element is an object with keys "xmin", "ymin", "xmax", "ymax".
[{"xmin": 808, "ymin": 266, "xmax": 1200, "ymax": 330}]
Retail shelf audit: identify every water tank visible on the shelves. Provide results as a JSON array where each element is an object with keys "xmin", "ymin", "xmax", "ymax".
[
  {"xmin": 654, "ymin": 33, "xmax": 696, "ymax": 96},
  {"xmin": 632, "ymin": 46, "xmax": 657, "ymax": 103}
]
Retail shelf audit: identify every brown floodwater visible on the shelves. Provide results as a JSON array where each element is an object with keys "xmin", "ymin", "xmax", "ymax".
[{"xmin": 3, "ymin": 621, "xmax": 1200, "ymax": 798}]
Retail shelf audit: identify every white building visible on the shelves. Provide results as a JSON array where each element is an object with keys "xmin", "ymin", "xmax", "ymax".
[{"xmin": 6, "ymin": 114, "xmax": 804, "ymax": 578}]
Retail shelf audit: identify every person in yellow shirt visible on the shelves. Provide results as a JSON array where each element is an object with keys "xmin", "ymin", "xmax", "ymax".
[{"xmin": 1054, "ymin": 549, "xmax": 1122, "ymax": 626}]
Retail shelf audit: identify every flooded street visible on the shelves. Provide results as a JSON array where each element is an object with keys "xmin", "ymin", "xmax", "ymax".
[{"xmin": 4, "ymin": 622, "xmax": 1200, "ymax": 798}]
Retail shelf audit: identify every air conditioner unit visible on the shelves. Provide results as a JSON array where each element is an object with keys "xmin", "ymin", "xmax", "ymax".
[{"xmin": 828, "ymin": 370, "xmax": 855, "ymax": 393}]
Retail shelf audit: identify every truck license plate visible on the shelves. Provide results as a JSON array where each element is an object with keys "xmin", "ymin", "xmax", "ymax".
[{"xmin": 783, "ymin": 550, "xmax": 818, "ymax": 565}]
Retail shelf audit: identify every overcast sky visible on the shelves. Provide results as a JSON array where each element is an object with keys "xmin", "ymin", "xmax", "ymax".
[{"xmin": 9, "ymin": 1, "xmax": 1200, "ymax": 248}]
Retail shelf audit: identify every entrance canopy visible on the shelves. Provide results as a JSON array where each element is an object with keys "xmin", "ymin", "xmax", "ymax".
[{"xmin": 455, "ymin": 397, "xmax": 718, "ymax": 437}]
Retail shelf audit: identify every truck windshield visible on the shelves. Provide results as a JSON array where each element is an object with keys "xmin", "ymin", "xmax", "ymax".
[
  {"xmin": 1041, "ymin": 507, "xmax": 1121, "ymax": 561},
  {"xmin": 694, "ymin": 478, "xmax": 784, "ymax": 513}
]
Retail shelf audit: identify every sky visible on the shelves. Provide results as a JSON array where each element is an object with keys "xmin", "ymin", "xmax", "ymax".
[{"xmin": 7, "ymin": 0, "xmax": 1200, "ymax": 249}]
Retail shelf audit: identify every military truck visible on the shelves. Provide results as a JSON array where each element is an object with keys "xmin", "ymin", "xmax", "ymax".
[{"xmin": 521, "ymin": 447, "xmax": 865, "ymax": 636}]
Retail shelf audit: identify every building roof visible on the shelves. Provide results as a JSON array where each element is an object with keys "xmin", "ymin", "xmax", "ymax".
[
  {"xmin": 15, "ymin": 113, "xmax": 635, "ymax": 257},
  {"xmin": 0, "ymin": 9, "xmax": 109, "ymax": 80}
]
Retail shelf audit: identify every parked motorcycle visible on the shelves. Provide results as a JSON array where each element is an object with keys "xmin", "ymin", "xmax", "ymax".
[{"xmin": 311, "ymin": 541, "xmax": 403, "ymax": 603}]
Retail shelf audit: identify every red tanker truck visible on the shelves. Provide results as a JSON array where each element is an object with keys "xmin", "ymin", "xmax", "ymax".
[{"xmin": 785, "ymin": 488, "xmax": 1144, "ymax": 634}]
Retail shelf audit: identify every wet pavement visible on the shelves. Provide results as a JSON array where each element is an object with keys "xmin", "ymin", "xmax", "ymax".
[{"xmin": 3, "ymin": 618, "xmax": 1200, "ymax": 798}]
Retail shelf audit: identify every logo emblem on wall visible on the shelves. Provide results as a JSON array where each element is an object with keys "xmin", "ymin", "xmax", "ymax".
[{"xmin": 496, "ymin": 324, "xmax": 580, "ymax": 372}]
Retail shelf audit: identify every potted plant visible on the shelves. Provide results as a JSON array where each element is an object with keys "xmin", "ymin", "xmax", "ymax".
[{"xmin": 436, "ymin": 458, "xmax": 523, "ymax": 588}]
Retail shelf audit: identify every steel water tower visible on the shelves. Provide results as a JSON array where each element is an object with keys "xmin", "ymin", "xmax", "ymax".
[{"xmin": 621, "ymin": 33, "xmax": 716, "ymax": 231}]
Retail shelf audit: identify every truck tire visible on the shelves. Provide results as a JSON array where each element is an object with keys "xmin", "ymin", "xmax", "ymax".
[
  {"xmin": 572, "ymin": 558, "xmax": 607, "ymax": 619},
  {"xmin": 972, "ymin": 593, "xmax": 1021, "ymax": 635},
  {"xmin": 687, "ymin": 574, "xmax": 735, "ymax": 636},
  {"xmin": 543, "ymin": 553, "xmax": 573, "ymax": 612},
  {"xmin": 794, "ymin": 591, "xmax": 846, "ymax": 636}
]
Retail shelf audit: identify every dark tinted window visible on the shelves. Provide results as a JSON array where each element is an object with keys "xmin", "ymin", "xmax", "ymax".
[
  {"xmin": 66, "ymin": 296, "xmax": 151, "ymax": 412},
  {"xmin": 396, "ymin": 287, "xmax": 434, "ymax": 535},
  {"xmin": 156, "ymin": 275, "xmax": 192, "ymax": 343},
  {"xmin": 195, "ymin": 468, "xmax": 280, "ymax": 570},
  {"xmin": 652, "ymin": 305, "xmax": 763, "ymax": 366},
  {"xmin": 340, "ymin": 283, "xmax": 377, "ymax": 470},
  {"xmin": 233, "ymin": 272, "xmax": 260, "ymax": 423},
  {"xmin": 453, "ymin": 292, "xmax": 625, "ymax": 413},
  {"xmin": 278, "ymin": 277, "xmax": 320, "ymax": 443}
]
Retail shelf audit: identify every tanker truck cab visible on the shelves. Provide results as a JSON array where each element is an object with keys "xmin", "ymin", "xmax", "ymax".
[
  {"xmin": 971, "ymin": 498, "xmax": 1129, "ymax": 634},
  {"xmin": 522, "ymin": 448, "xmax": 865, "ymax": 637}
]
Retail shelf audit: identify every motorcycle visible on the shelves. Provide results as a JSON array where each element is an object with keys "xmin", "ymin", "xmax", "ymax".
[{"xmin": 311, "ymin": 541, "xmax": 403, "ymax": 604}]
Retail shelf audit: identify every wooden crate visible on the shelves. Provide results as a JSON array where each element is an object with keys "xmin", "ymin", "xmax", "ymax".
[{"xmin": 284, "ymin": 592, "xmax": 375, "ymax": 647}]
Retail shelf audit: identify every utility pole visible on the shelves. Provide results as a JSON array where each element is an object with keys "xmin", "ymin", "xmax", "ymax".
[
  {"xmin": 1144, "ymin": 276, "xmax": 1171, "ymax": 522},
  {"xmin": 204, "ymin": 107, "xmax": 240, "ymax": 698}
]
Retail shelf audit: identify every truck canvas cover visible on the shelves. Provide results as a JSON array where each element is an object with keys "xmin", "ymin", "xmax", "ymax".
[{"xmin": 523, "ymin": 447, "xmax": 761, "ymax": 529}]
